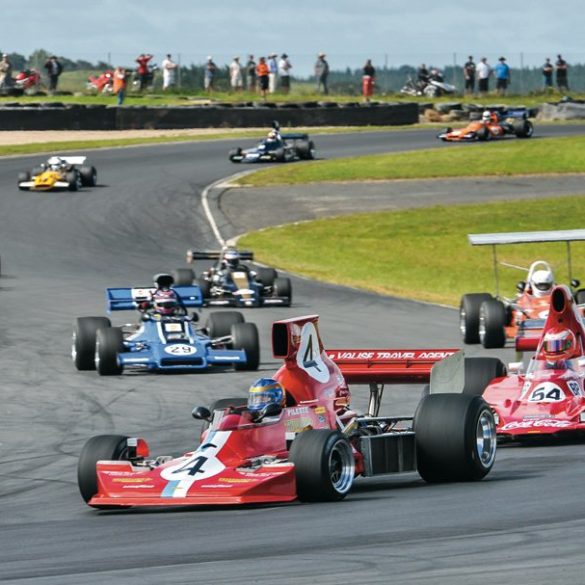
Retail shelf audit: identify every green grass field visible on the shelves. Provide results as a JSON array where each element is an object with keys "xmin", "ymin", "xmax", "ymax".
[
  {"xmin": 239, "ymin": 196, "xmax": 585, "ymax": 306},
  {"xmin": 236, "ymin": 136, "xmax": 585, "ymax": 186}
]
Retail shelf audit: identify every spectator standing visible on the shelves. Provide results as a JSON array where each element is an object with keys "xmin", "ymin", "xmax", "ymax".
[
  {"xmin": 463, "ymin": 55, "xmax": 475, "ymax": 95},
  {"xmin": 113, "ymin": 66, "xmax": 127, "ymax": 106},
  {"xmin": 0, "ymin": 54, "xmax": 12, "ymax": 89},
  {"xmin": 268, "ymin": 53, "xmax": 278, "ymax": 93},
  {"xmin": 362, "ymin": 59, "xmax": 375, "ymax": 102},
  {"xmin": 229, "ymin": 57, "xmax": 243, "ymax": 92},
  {"xmin": 314, "ymin": 53, "xmax": 329, "ymax": 95},
  {"xmin": 417, "ymin": 63, "xmax": 429, "ymax": 83},
  {"xmin": 494, "ymin": 56, "xmax": 510, "ymax": 96},
  {"xmin": 542, "ymin": 57, "xmax": 553, "ymax": 90},
  {"xmin": 256, "ymin": 56, "xmax": 269, "ymax": 99},
  {"xmin": 556, "ymin": 54, "xmax": 569, "ymax": 92},
  {"xmin": 245, "ymin": 55, "xmax": 256, "ymax": 92},
  {"xmin": 161, "ymin": 54, "xmax": 178, "ymax": 90},
  {"xmin": 476, "ymin": 57, "xmax": 491, "ymax": 96},
  {"xmin": 135, "ymin": 53, "xmax": 153, "ymax": 91},
  {"xmin": 204, "ymin": 56, "xmax": 217, "ymax": 93},
  {"xmin": 278, "ymin": 53, "xmax": 292, "ymax": 94},
  {"xmin": 44, "ymin": 55, "xmax": 62, "ymax": 93}
]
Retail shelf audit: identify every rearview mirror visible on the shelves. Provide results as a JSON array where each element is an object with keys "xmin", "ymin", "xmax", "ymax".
[
  {"xmin": 516, "ymin": 281, "xmax": 526, "ymax": 292},
  {"xmin": 571, "ymin": 279, "xmax": 581, "ymax": 288},
  {"xmin": 192, "ymin": 406, "xmax": 211, "ymax": 421}
]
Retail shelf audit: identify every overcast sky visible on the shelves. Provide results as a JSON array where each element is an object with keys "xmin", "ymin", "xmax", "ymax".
[{"xmin": 5, "ymin": 1, "xmax": 583, "ymax": 75}]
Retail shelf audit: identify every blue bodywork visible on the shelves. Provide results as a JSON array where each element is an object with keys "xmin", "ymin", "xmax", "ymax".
[
  {"xmin": 106, "ymin": 286, "xmax": 249, "ymax": 372},
  {"xmin": 206, "ymin": 271, "xmax": 288, "ymax": 308}
]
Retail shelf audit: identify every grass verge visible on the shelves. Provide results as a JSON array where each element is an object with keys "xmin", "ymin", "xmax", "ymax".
[
  {"xmin": 239, "ymin": 195, "xmax": 585, "ymax": 306},
  {"xmin": 235, "ymin": 136, "xmax": 585, "ymax": 186}
]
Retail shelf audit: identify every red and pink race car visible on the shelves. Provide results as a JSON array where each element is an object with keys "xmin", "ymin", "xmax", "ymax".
[
  {"xmin": 464, "ymin": 285, "xmax": 585, "ymax": 438},
  {"xmin": 78, "ymin": 315, "xmax": 496, "ymax": 509}
]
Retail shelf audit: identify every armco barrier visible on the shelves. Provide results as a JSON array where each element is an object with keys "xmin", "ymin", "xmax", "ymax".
[{"xmin": 0, "ymin": 102, "xmax": 418, "ymax": 130}]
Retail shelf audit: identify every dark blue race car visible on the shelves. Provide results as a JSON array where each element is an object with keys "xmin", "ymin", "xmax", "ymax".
[{"xmin": 72, "ymin": 275, "xmax": 260, "ymax": 375}]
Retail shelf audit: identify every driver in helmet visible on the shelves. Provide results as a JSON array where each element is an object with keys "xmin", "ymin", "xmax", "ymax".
[
  {"xmin": 528, "ymin": 268, "xmax": 554, "ymax": 298},
  {"xmin": 481, "ymin": 110, "xmax": 498, "ymax": 125},
  {"xmin": 151, "ymin": 288, "xmax": 181, "ymax": 316},
  {"xmin": 47, "ymin": 156, "xmax": 64, "ymax": 171},
  {"xmin": 541, "ymin": 328, "xmax": 578, "ymax": 369},
  {"xmin": 264, "ymin": 129, "xmax": 282, "ymax": 148},
  {"xmin": 247, "ymin": 378, "xmax": 286, "ymax": 420},
  {"xmin": 212, "ymin": 248, "xmax": 256, "ymax": 283}
]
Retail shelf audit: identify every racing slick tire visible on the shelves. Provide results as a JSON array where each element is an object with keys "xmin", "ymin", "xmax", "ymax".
[
  {"xmin": 31, "ymin": 167, "xmax": 43, "ymax": 177},
  {"xmin": 79, "ymin": 165, "xmax": 97, "ymax": 187},
  {"xmin": 228, "ymin": 147, "xmax": 242, "ymax": 162},
  {"xmin": 414, "ymin": 393, "xmax": 496, "ymax": 483},
  {"xmin": 273, "ymin": 147, "xmax": 286, "ymax": 162},
  {"xmin": 206, "ymin": 311, "xmax": 244, "ymax": 338},
  {"xmin": 197, "ymin": 277, "xmax": 211, "ymax": 300},
  {"xmin": 256, "ymin": 267, "xmax": 278, "ymax": 287},
  {"xmin": 66, "ymin": 171, "xmax": 79, "ymax": 191},
  {"xmin": 274, "ymin": 277, "xmax": 292, "ymax": 306},
  {"xmin": 296, "ymin": 140, "xmax": 316, "ymax": 160},
  {"xmin": 73, "ymin": 316, "xmax": 112, "ymax": 370},
  {"xmin": 78, "ymin": 434, "xmax": 130, "ymax": 507},
  {"xmin": 231, "ymin": 322, "xmax": 260, "ymax": 371},
  {"xmin": 479, "ymin": 299, "xmax": 507, "ymax": 348},
  {"xmin": 513, "ymin": 119, "xmax": 534, "ymax": 138},
  {"xmin": 575, "ymin": 289, "xmax": 585, "ymax": 305},
  {"xmin": 459, "ymin": 293, "xmax": 493, "ymax": 344},
  {"xmin": 476, "ymin": 126, "xmax": 490, "ymax": 141},
  {"xmin": 17, "ymin": 171, "xmax": 30, "ymax": 189},
  {"xmin": 173, "ymin": 268, "xmax": 195, "ymax": 286},
  {"xmin": 95, "ymin": 327, "xmax": 124, "ymax": 376},
  {"xmin": 289, "ymin": 430, "xmax": 355, "ymax": 502},
  {"xmin": 463, "ymin": 357, "xmax": 506, "ymax": 396}
]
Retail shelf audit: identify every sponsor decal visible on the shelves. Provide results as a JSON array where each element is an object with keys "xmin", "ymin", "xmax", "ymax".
[
  {"xmin": 314, "ymin": 406, "xmax": 326, "ymax": 414},
  {"xmin": 567, "ymin": 380, "xmax": 581, "ymax": 397},
  {"xmin": 164, "ymin": 344, "xmax": 197, "ymax": 356},
  {"xmin": 330, "ymin": 350, "xmax": 455, "ymax": 361},
  {"xmin": 218, "ymin": 477, "xmax": 254, "ymax": 484},
  {"xmin": 501, "ymin": 419, "xmax": 573, "ymax": 430},
  {"xmin": 112, "ymin": 477, "xmax": 151, "ymax": 483},
  {"xmin": 285, "ymin": 418, "xmax": 313, "ymax": 433},
  {"xmin": 527, "ymin": 382, "xmax": 565, "ymax": 403},
  {"xmin": 288, "ymin": 406, "xmax": 309, "ymax": 415}
]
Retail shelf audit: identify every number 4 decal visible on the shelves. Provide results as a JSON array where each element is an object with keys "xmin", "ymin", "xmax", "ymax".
[{"xmin": 297, "ymin": 322, "xmax": 330, "ymax": 383}]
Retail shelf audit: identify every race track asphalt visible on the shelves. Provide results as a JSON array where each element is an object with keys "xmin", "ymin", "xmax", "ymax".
[{"xmin": 1, "ymin": 125, "xmax": 585, "ymax": 584}]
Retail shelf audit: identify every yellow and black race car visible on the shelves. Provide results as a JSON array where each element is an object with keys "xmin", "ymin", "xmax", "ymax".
[{"xmin": 17, "ymin": 156, "xmax": 97, "ymax": 191}]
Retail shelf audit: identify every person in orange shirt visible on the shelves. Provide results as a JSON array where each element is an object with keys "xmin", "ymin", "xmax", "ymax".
[
  {"xmin": 256, "ymin": 57, "xmax": 269, "ymax": 99},
  {"xmin": 113, "ymin": 66, "xmax": 127, "ymax": 106}
]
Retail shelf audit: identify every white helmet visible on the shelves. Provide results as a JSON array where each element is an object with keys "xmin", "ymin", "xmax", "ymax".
[
  {"xmin": 530, "ymin": 269, "xmax": 554, "ymax": 297},
  {"xmin": 482, "ymin": 110, "xmax": 491, "ymax": 122}
]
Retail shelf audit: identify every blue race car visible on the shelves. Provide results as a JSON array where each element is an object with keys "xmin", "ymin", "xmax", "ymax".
[
  {"xmin": 72, "ymin": 274, "xmax": 260, "ymax": 375},
  {"xmin": 228, "ymin": 122, "xmax": 315, "ymax": 163},
  {"xmin": 175, "ymin": 248, "xmax": 292, "ymax": 308}
]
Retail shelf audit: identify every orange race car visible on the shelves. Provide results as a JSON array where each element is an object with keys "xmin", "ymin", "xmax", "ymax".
[
  {"xmin": 459, "ymin": 230, "xmax": 585, "ymax": 349},
  {"xmin": 438, "ymin": 108, "xmax": 534, "ymax": 142}
]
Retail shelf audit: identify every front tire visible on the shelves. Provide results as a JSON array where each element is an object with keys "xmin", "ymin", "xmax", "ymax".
[
  {"xmin": 73, "ymin": 316, "xmax": 112, "ymax": 370},
  {"xmin": 459, "ymin": 293, "xmax": 493, "ymax": 344},
  {"xmin": 463, "ymin": 357, "xmax": 507, "ymax": 396},
  {"xmin": 78, "ymin": 434, "xmax": 129, "ymax": 506},
  {"xmin": 173, "ymin": 268, "xmax": 195, "ymax": 286},
  {"xmin": 479, "ymin": 299, "xmax": 507, "ymax": 348},
  {"xmin": 414, "ymin": 394, "xmax": 496, "ymax": 483},
  {"xmin": 273, "ymin": 277, "xmax": 292, "ymax": 306},
  {"xmin": 289, "ymin": 430, "xmax": 355, "ymax": 502},
  {"xmin": 231, "ymin": 322, "xmax": 260, "ymax": 370},
  {"xmin": 66, "ymin": 171, "xmax": 79, "ymax": 191},
  {"xmin": 95, "ymin": 327, "xmax": 124, "ymax": 375},
  {"xmin": 79, "ymin": 165, "xmax": 97, "ymax": 187},
  {"xmin": 206, "ymin": 311, "xmax": 244, "ymax": 338}
]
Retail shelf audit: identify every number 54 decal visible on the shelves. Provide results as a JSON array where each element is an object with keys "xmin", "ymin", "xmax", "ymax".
[{"xmin": 528, "ymin": 382, "xmax": 565, "ymax": 402}]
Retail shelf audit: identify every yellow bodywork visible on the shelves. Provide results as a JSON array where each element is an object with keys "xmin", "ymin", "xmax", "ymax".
[{"xmin": 31, "ymin": 170, "xmax": 66, "ymax": 191}]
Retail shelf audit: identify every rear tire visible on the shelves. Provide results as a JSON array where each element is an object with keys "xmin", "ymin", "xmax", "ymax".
[
  {"xmin": 95, "ymin": 327, "xmax": 124, "ymax": 375},
  {"xmin": 576, "ymin": 289, "xmax": 585, "ymax": 305},
  {"xmin": 274, "ymin": 277, "xmax": 292, "ymax": 306},
  {"xmin": 463, "ymin": 357, "xmax": 507, "ymax": 396},
  {"xmin": 289, "ymin": 430, "xmax": 355, "ymax": 502},
  {"xmin": 414, "ymin": 394, "xmax": 496, "ymax": 482},
  {"xmin": 231, "ymin": 322, "xmax": 260, "ymax": 370},
  {"xmin": 197, "ymin": 277, "xmax": 211, "ymax": 300},
  {"xmin": 173, "ymin": 268, "xmax": 195, "ymax": 286},
  {"xmin": 206, "ymin": 311, "xmax": 244, "ymax": 338},
  {"xmin": 296, "ymin": 139, "xmax": 315, "ymax": 160},
  {"xmin": 459, "ymin": 293, "xmax": 493, "ymax": 344},
  {"xmin": 514, "ymin": 119, "xmax": 534, "ymax": 138},
  {"xmin": 66, "ymin": 171, "xmax": 79, "ymax": 191},
  {"xmin": 78, "ymin": 434, "xmax": 129, "ymax": 506},
  {"xmin": 256, "ymin": 267, "xmax": 278, "ymax": 287},
  {"xmin": 79, "ymin": 165, "xmax": 97, "ymax": 187},
  {"xmin": 479, "ymin": 299, "xmax": 507, "ymax": 348},
  {"xmin": 73, "ymin": 317, "xmax": 112, "ymax": 370}
]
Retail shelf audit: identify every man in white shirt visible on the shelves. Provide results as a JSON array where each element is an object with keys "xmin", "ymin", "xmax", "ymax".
[
  {"xmin": 476, "ymin": 57, "xmax": 491, "ymax": 96},
  {"xmin": 229, "ymin": 57, "xmax": 243, "ymax": 92},
  {"xmin": 161, "ymin": 54, "xmax": 178, "ymax": 90},
  {"xmin": 278, "ymin": 54, "xmax": 292, "ymax": 94}
]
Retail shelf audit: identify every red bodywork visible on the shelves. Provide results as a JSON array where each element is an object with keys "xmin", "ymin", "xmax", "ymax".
[
  {"xmin": 87, "ymin": 70, "xmax": 114, "ymax": 93},
  {"xmin": 88, "ymin": 315, "xmax": 457, "ymax": 507},
  {"xmin": 504, "ymin": 290, "xmax": 552, "ymax": 341},
  {"xmin": 484, "ymin": 286, "xmax": 585, "ymax": 436},
  {"xmin": 439, "ymin": 116, "xmax": 510, "ymax": 142},
  {"xmin": 14, "ymin": 69, "xmax": 41, "ymax": 90}
]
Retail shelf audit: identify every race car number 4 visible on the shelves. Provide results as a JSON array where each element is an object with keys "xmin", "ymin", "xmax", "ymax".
[{"xmin": 164, "ymin": 344, "xmax": 197, "ymax": 355}]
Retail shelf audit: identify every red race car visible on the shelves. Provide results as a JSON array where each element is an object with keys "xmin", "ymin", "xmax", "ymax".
[
  {"xmin": 464, "ymin": 285, "xmax": 585, "ymax": 438},
  {"xmin": 78, "ymin": 315, "xmax": 496, "ymax": 509},
  {"xmin": 437, "ymin": 108, "xmax": 533, "ymax": 141}
]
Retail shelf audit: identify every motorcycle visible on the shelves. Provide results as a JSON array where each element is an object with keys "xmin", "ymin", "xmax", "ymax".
[
  {"xmin": 400, "ymin": 69, "xmax": 456, "ymax": 97},
  {"xmin": 87, "ymin": 70, "xmax": 114, "ymax": 94},
  {"xmin": 14, "ymin": 69, "xmax": 42, "ymax": 93}
]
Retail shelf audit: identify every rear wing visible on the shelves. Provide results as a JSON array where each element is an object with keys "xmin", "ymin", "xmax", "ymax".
[
  {"xmin": 186, "ymin": 249, "xmax": 254, "ymax": 263},
  {"xmin": 501, "ymin": 107, "xmax": 528, "ymax": 119},
  {"xmin": 281, "ymin": 133, "xmax": 309, "ymax": 141},
  {"xmin": 327, "ymin": 349, "xmax": 460, "ymax": 384},
  {"xmin": 106, "ymin": 285, "xmax": 203, "ymax": 312},
  {"xmin": 468, "ymin": 229, "xmax": 585, "ymax": 297},
  {"xmin": 60, "ymin": 156, "xmax": 87, "ymax": 165}
]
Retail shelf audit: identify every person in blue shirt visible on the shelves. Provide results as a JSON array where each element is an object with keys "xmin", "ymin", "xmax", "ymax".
[{"xmin": 494, "ymin": 57, "xmax": 510, "ymax": 96}]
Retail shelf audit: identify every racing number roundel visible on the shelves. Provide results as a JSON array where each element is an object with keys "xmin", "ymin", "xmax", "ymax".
[
  {"xmin": 296, "ymin": 322, "xmax": 330, "ymax": 383},
  {"xmin": 528, "ymin": 382, "xmax": 565, "ymax": 403},
  {"xmin": 164, "ymin": 344, "xmax": 197, "ymax": 356}
]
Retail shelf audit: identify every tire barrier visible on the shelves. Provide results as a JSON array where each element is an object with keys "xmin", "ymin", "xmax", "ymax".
[{"xmin": 0, "ymin": 102, "xmax": 419, "ymax": 130}]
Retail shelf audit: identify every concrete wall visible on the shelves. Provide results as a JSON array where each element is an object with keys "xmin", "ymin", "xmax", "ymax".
[{"xmin": 0, "ymin": 102, "xmax": 418, "ymax": 130}]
